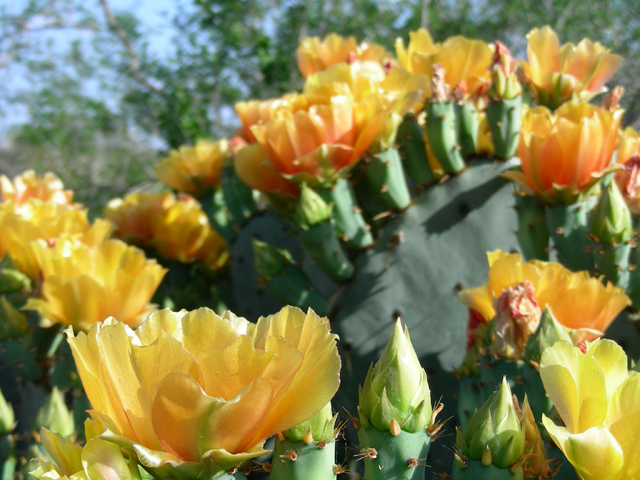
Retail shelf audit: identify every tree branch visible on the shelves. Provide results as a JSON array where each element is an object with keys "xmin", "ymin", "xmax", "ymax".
[{"xmin": 98, "ymin": 0, "xmax": 163, "ymax": 94}]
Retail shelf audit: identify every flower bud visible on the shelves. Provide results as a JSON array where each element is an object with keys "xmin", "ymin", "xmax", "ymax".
[
  {"xmin": 517, "ymin": 396, "xmax": 554, "ymax": 478},
  {"xmin": 283, "ymin": 402, "xmax": 337, "ymax": 444},
  {"xmin": 358, "ymin": 319, "xmax": 431, "ymax": 433},
  {"xmin": 0, "ymin": 386, "xmax": 15, "ymax": 435},
  {"xmin": 462, "ymin": 378, "xmax": 525, "ymax": 469},
  {"xmin": 252, "ymin": 239, "xmax": 293, "ymax": 279},
  {"xmin": 488, "ymin": 41, "xmax": 522, "ymax": 100},
  {"xmin": 295, "ymin": 183, "xmax": 333, "ymax": 230},
  {"xmin": 490, "ymin": 281, "xmax": 542, "ymax": 359},
  {"xmin": 34, "ymin": 387, "xmax": 75, "ymax": 438},
  {"xmin": 589, "ymin": 180, "xmax": 633, "ymax": 244},
  {"xmin": 524, "ymin": 306, "xmax": 572, "ymax": 365}
]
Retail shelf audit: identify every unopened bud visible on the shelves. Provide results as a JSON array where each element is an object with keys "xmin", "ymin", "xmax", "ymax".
[
  {"xmin": 589, "ymin": 180, "xmax": 633, "ymax": 244},
  {"xmin": 283, "ymin": 402, "xmax": 336, "ymax": 444},
  {"xmin": 252, "ymin": 239, "xmax": 293, "ymax": 279},
  {"xmin": 0, "ymin": 295, "xmax": 28, "ymax": 340},
  {"xmin": 34, "ymin": 387, "xmax": 75, "ymax": 438},
  {"xmin": 0, "ymin": 387, "xmax": 15, "ymax": 435},
  {"xmin": 295, "ymin": 183, "xmax": 333, "ymax": 229}
]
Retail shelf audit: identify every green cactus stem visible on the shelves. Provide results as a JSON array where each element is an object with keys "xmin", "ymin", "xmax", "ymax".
[
  {"xmin": 295, "ymin": 185, "xmax": 354, "ymax": 283},
  {"xmin": 0, "ymin": 296, "xmax": 28, "ymax": 340},
  {"xmin": 485, "ymin": 97, "xmax": 522, "ymax": 160},
  {"xmin": 271, "ymin": 439, "xmax": 337, "ymax": 480},
  {"xmin": 545, "ymin": 196, "xmax": 597, "ymax": 272},
  {"xmin": 457, "ymin": 103, "xmax": 479, "ymax": 159},
  {"xmin": 396, "ymin": 114, "xmax": 436, "ymax": 185},
  {"xmin": 452, "ymin": 461, "xmax": 524, "ymax": 480},
  {"xmin": 317, "ymin": 177, "xmax": 374, "ymax": 249},
  {"xmin": 253, "ymin": 239, "xmax": 329, "ymax": 316},
  {"xmin": 514, "ymin": 192, "xmax": 549, "ymax": 261},
  {"xmin": 425, "ymin": 101, "xmax": 465, "ymax": 174},
  {"xmin": 357, "ymin": 427, "xmax": 430, "ymax": 480},
  {"xmin": 591, "ymin": 242, "xmax": 630, "ymax": 288},
  {"xmin": 363, "ymin": 148, "xmax": 411, "ymax": 211},
  {"xmin": 202, "ymin": 189, "xmax": 237, "ymax": 242},
  {"xmin": 221, "ymin": 166, "xmax": 259, "ymax": 227}
]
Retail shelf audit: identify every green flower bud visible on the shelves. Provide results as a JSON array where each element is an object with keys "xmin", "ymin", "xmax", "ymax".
[
  {"xmin": 252, "ymin": 239, "xmax": 293, "ymax": 279},
  {"xmin": 0, "ymin": 386, "xmax": 15, "ymax": 435},
  {"xmin": 524, "ymin": 306, "xmax": 572, "ymax": 365},
  {"xmin": 34, "ymin": 387, "xmax": 75, "ymax": 438},
  {"xmin": 462, "ymin": 378, "xmax": 525, "ymax": 469},
  {"xmin": 358, "ymin": 319, "xmax": 431, "ymax": 433},
  {"xmin": 284, "ymin": 402, "xmax": 336, "ymax": 444},
  {"xmin": 295, "ymin": 183, "xmax": 333, "ymax": 230},
  {"xmin": 0, "ymin": 295, "xmax": 28, "ymax": 340},
  {"xmin": 0, "ymin": 268, "xmax": 31, "ymax": 293},
  {"xmin": 589, "ymin": 180, "xmax": 633, "ymax": 244}
]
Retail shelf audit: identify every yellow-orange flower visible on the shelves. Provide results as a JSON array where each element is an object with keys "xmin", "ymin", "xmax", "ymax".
[
  {"xmin": 104, "ymin": 192, "xmax": 175, "ymax": 247},
  {"xmin": 235, "ymin": 94, "xmax": 311, "ymax": 143},
  {"xmin": 503, "ymin": 102, "xmax": 622, "ymax": 203},
  {"xmin": 250, "ymin": 90, "xmax": 385, "ymax": 185},
  {"xmin": 23, "ymin": 239, "xmax": 166, "ymax": 331},
  {"xmin": 0, "ymin": 170, "xmax": 73, "ymax": 206},
  {"xmin": 616, "ymin": 126, "xmax": 640, "ymax": 165},
  {"xmin": 296, "ymin": 33, "xmax": 389, "ymax": 78},
  {"xmin": 459, "ymin": 251, "xmax": 630, "ymax": 341},
  {"xmin": 0, "ymin": 200, "xmax": 112, "ymax": 280},
  {"xmin": 395, "ymin": 30, "xmax": 492, "ymax": 98},
  {"xmin": 525, "ymin": 26, "xmax": 622, "ymax": 109},
  {"xmin": 614, "ymin": 157, "xmax": 640, "ymax": 215},
  {"xmin": 66, "ymin": 306, "xmax": 340, "ymax": 476},
  {"xmin": 234, "ymin": 142, "xmax": 300, "ymax": 197},
  {"xmin": 155, "ymin": 140, "xmax": 229, "ymax": 197}
]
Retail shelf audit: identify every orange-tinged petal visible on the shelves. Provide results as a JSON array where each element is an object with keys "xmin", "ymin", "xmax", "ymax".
[
  {"xmin": 526, "ymin": 26, "xmax": 560, "ymax": 90},
  {"xmin": 458, "ymin": 284, "xmax": 494, "ymax": 320}
]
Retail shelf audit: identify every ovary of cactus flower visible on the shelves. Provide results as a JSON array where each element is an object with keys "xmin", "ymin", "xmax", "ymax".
[
  {"xmin": 459, "ymin": 250, "xmax": 630, "ymax": 343},
  {"xmin": 31, "ymin": 419, "xmax": 139, "ymax": 480},
  {"xmin": 488, "ymin": 41, "xmax": 522, "ymax": 100},
  {"xmin": 296, "ymin": 33, "xmax": 389, "ymax": 78},
  {"xmin": 0, "ymin": 170, "xmax": 74, "ymax": 206},
  {"xmin": 34, "ymin": 387, "xmax": 75, "ymax": 438},
  {"xmin": 283, "ymin": 402, "xmax": 337, "ymax": 444},
  {"xmin": 589, "ymin": 180, "xmax": 633, "ymax": 244},
  {"xmin": 540, "ymin": 339, "xmax": 640, "ymax": 480},
  {"xmin": 458, "ymin": 378, "xmax": 525, "ymax": 469},
  {"xmin": 155, "ymin": 139, "xmax": 228, "ymax": 197},
  {"xmin": 104, "ymin": 191, "xmax": 175, "ymax": 246},
  {"xmin": 249, "ymin": 91, "xmax": 385, "ymax": 187},
  {"xmin": 616, "ymin": 126, "xmax": 640, "ymax": 166},
  {"xmin": 295, "ymin": 184, "xmax": 333, "ymax": 230},
  {"xmin": 66, "ymin": 306, "xmax": 340, "ymax": 477},
  {"xmin": 524, "ymin": 306, "xmax": 572, "ymax": 365},
  {"xmin": 524, "ymin": 25, "xmax": 622, "ymax": 109},
  {"xmin": 23, "ymin": 239, "xmax": 166, "ymax": 331},
  {"xmin": 489, "ymin": 280, "xmax": 542, "ymax": 359},
  {"xmin": 502, "ymin": 102, "xmax": 622, "ymax": 204},
  {"xmin": 235, "ymin": 93, "xmax": 311, "ymax": 143},
  {"xmin": 358, "ymin": 319, "xmax": 432, "ymax": 433},
  {"xmin": 0, "ymin": 200, "xmax": 112, "ymax": 281},
  {"xmin": 0, "ymin": 386, "xmax": 15, "ymax": 435}
]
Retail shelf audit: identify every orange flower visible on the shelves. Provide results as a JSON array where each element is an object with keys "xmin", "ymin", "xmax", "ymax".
[
  {"xmin": 155, "ymin": 140, "xmax": 229, "ymax": 197},
  {"xmin": 66, "ymin": 306, "xmax": 340, "ymax": 476},
  {"xmin": 616, "ymin": 126, "xmax": 640, "ymax": 166},
  {"xmin": 296, "ymin": 33, "xmax": 389, "ymax": 78},
  {"xmin": 235, "ymin": 94, "xmax": 311, "ymax": 143},
  {"xmin": 23, "ymin": 239, "xmax": 166, "ymax": 331},
  {"xmin": 0, "ymin": 200, "xmax": 111, "ymax": 280},
  {"xmin": 614, "ymin": 156, "xmax": 640, "ymax": 215},
  {"xmin": 0, "ymin": 170, "xmax": 73, "ymax": 206},
  {"xmin": 250, "ymin": 91, "xmax": 385, "ymax": 185},
  {"xmin": 503, "ymin": 102, "xmax": 622, "ymax": 203},
  {"xmin": 459, "ymin": 251, "xmax": 630, "ymax": 342},
  {"xmin": 234, "ymin": 142, "xmax": 300, "ymax": 197},
  {"xmin": 525, "ymin": 26, "xmax": 622, "ymax": 109}
]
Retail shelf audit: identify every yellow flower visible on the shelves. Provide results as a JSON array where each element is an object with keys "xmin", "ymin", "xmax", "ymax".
[
  {"xmin": 395, "ymin": 30, "xmax": 492, "ymax": 99},
  {"xmin": 525, "ymin": 26, "xmax": 622, "ymax": 109},
  {"xmin": 66, "ymin": 306, "xmax": 340, "ymax": 476},
  {"xmin": 296, "ymin": 33, "xmax": 389, "ymax": 78},
  {"xmin": 0, "ymin": 200, "xmax": 112, "ymax": 280},
  {"xmin": 31, "ymin": 419, "xmax": 138, "ymax": 480},
  {"xmin": 459, "ymin": 251, "xmax": 630, "ymax": 342},
  {"xmin": 0, "ymin": 170, "xmax": 73, "ymax": 206},
  {"xmin": 23, "ymin": 239, "xmax": 166, "ymax": 331},
  {"xmin": 540, "ymin": 339, "xmax": 640, "ymax": 480},
  {"xmin": 155, "ymin": 140, "xmax": 229, "ymax": 197},
  {"xmin": 503, "ymin": 102, "xmax": 622, "ymax": 203},
  {"xmin": 250, "ymin": 91, "xmax": 385, "ymax": 185},
  {"xmin": 234, "ymin": 142, "xmax": 301, "ymax": 197}
]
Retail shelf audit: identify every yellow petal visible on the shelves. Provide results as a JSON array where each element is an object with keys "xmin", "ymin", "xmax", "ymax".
[
  {"xmin": 39, "ymin": 427, "xmax": 84, "ymax": 476},
  {"xmin": 606, "ymin": 375, "xmax": 640, "ymax": 478},
  {"xmin": 526, "ymin": 26, "xmax": 560, "ymax": 90},
  {"xmin": 82, "ymin": 437, "xmax": 133, "ymax": 480}
]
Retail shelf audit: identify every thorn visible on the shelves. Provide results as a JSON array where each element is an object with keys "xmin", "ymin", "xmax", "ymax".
[
  {"xmin": 356, "ymin": 447, "xmax": 378, "ymax": 460},
  {"xmin": 280, "ymin": 449, "xmax": 298, "ymax": 462}
]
